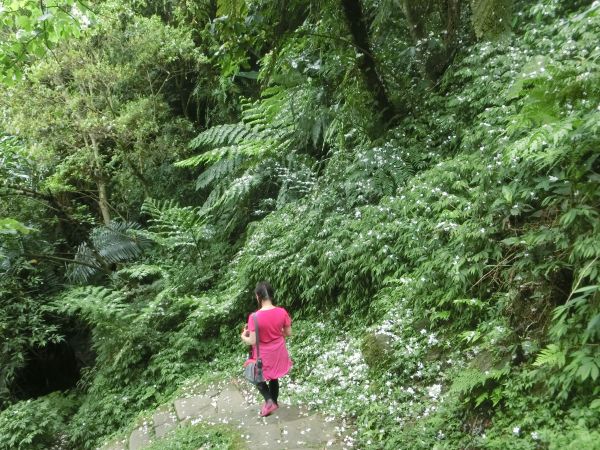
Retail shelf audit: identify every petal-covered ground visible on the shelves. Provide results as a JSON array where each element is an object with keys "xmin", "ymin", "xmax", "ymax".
[{"xmin": 99, "ymin": 379, "xmax": 349, "ymax": 450}]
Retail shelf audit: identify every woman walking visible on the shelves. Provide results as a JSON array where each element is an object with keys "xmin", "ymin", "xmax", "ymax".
[{"xmin": 241, "ymin": 281, "xmax": 292, "ymax": 417}]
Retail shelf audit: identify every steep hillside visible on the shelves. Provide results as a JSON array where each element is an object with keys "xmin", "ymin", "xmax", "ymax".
[{"xmin": 0, "ymin": 1, "xmax": 598, "ymax": 449}]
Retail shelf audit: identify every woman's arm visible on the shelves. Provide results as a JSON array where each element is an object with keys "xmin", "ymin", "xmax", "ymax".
[{"xmin": 283, "ymin": 325, "xmax": 292, "ymax": 337}]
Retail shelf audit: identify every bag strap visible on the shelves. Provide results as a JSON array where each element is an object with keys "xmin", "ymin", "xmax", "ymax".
[{"xmin": 253, "ymin": 313, "xmax": 261, "ymax": 360}]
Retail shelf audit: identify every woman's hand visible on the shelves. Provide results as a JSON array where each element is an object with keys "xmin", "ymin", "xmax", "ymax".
[{"xmin": 240, "ymin": 326, "xmax": 255, "ymax": 345}]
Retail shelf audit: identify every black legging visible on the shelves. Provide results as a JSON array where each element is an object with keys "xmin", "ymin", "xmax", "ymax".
[{"xmin": 256, "ymin": 379, "xmax": 279, "ymax": 404}]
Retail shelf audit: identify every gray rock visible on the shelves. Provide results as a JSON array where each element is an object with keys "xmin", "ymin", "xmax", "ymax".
[
  {"xmin": 154, "ymin": 421, "xmax": 177, "ymax": 438},
  {"xmin": 214, "ymin": 384, "xmax": 248, "ymax": 417},
  {"xmin": 280, "ymin": 414, "xmax": 338, "ymax": 448},
  {"xmin": 153, "ymin": 408, "xmax": 177, "ymax": 427},
  {"xmin": 128, "ymin": 426, "xmax": 152, "ymax": 450},
  {"xmin": 153, "ymin": 407, "xmax": 178, "ymax": 438},
  {"xmin": 173, "ymin": 395, "xmax": 216, "ymax": 420},
  {"xmin": 104, "ymin": 381, "xmax": 347, "ymax": 450},
  {"xmin": 229, "ymin": 406, "xmax": 266, "ymax": 427},
  {"xmin": 97, "ymin": 438, "xmax": 127, "ymax": 450},
  {"xmin": 242, "ymin": 421, "xmax": 282, "ymax": 447},
  {"xmin": 270, "ymin": 403, "xmax": 312, "ymax": 423}
]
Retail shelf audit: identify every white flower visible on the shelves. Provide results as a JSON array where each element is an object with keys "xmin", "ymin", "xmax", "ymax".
[
  {"xmin": 512, "ymin": 426, "xmax": 520, "ymax": 436},
  {"xmin": 531, "ymin": 431, "xmax": 539, "ymax": 440},
  {"xmin": 549, "ymin": 175, "xmax": 559, "ymax": 182},
  {"xmin": 427, "ymin": 384, "xmax": 442, "ymax": 399},
  {"xmin": 428, "ymin": 333, "xmax": 439, "ymax": 346}
]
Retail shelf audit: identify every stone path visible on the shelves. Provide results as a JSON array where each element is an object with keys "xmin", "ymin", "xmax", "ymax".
[{"xmin": 99, "ymin": 379, "xmax": 349, "ymax": 450}]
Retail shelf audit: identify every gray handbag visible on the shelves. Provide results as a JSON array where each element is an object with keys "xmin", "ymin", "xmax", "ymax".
[{"xmin": 243, "ymin": 313, "xmax": 265, "ymax": 384}]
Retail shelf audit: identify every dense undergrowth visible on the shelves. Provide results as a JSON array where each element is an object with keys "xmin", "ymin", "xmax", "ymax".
[{"xmin": 1, "ymin": 0, "xmax": 599, "ymax": 449}]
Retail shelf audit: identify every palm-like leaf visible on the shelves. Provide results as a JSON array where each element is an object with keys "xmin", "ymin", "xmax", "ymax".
[
  {"xmin": 91, "ymin": 221, "xmax": 151, "ymax": 264},
  {"xmin": 68, "ymin": 221, "xmax": 151, "ymax": 283}
]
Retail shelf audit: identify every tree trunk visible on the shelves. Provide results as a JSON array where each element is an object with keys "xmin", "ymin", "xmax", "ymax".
[
  {"xmin": 401, "ymin": 0, "xmax": 429, "ymax": 42},
  {"xmin": 341, "ymin": 0, "xmax": 396, "ymax": 125},
  {"xmin": 444, "ymin": 0, "xmax": 461, "ymax": 49},
  {"xmin": 401, "ymin": 0, "xmax": 461, "ymax": 83},
  {"xmin": 88, "ymin": 133, "xmax": 111, "ymax": 226}
]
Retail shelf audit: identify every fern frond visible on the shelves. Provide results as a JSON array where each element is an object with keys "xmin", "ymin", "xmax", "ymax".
[
  {"xmin": 220, "ymin": 172, "xmax": 262, "ymax": 205},
  {"xmin": 116, "ymin": 264, "xmax": 165, "ymax": 282},
  {"xmin": 186, "ymin": 123, "xmax": 255, "ymax": 152},
  {"xmin": 202, "ymin": 185, "xmax": 224, "ymax": 209},
  {"xmin": 173, "ymin": 153, "xmax": 206, "ymax": 168},
  {"xmin": 53, "ymin": 286, "xmax": 131, "ymax": 324},
  {"xmin": 195, "ymin": 154, "xmax": 245, "ymax": 190},
  {"xmin": 449, "ymin": 368, "xmax": 489, "ymax": 395},
  {"xmin": 141, "ymin": 198, "xmax": 209, "ymax": 249},
  {"xmin": 533, "ymin": 344, "xmax": 566, "ymax": 368}
]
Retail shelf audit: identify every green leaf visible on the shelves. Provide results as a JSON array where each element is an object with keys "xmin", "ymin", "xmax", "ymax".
[
  {"xmin": 576, "ymin": 360, "xmax": 598, "ymax": 381},
  {"xmin": 501, "ymin": 185, "xmax": 514, "ymax": 203},
  {"xmin": 15, "ymin": 15, "xmax": 32, "ymax": 31},
  {"xmin": 572, "ymin": 285, "xmax": 599, "ymax": 295},
  {"xmin": 475, "ymin": 392, "xmax": 488, "ymax": 407},
  {"xmin": 0, "ymin": 218, "xmax": 33, "ymax": 234}
]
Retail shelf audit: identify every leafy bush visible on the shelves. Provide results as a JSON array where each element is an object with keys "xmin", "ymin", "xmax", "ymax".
[{"xmin": 0, "ymin": 393, "xmax": 77, "ymax": 450}]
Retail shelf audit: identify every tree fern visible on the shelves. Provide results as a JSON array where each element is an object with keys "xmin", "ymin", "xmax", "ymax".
[
  {"xmin": 68, "ymin": 243, "xmax": 104, "ymax": 283},
  {"xmin": 178, "ymin": 84, "xmax": 319, "ymax": 181}
]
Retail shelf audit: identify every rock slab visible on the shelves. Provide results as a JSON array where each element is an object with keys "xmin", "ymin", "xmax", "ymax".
[{"xmin": 99, "ymin": 380, "xmax": 349, "ymax": 450}]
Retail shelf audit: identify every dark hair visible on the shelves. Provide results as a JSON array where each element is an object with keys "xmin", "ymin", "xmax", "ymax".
[{"xmin": 254, "ymin": 281, "xmax": 274, "ymax": 303}]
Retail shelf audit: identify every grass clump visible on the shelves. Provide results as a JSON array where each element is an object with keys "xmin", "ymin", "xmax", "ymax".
[{"xmin": 145, "ymin": 424, "xmax": 244, "ymax": 450}]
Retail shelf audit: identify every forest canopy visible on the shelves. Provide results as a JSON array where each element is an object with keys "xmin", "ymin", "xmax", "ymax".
[{"xmin": 1, "ymin": 0, "xmax": 599, "ymax": 449}]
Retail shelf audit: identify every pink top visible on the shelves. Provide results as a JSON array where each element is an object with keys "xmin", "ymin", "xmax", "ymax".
[{"xmin": 246, "ymin": 307, "xmax": 292, "ymax": 381}]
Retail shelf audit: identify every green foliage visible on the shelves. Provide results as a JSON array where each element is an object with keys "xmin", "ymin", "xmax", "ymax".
[
  {"xmin": 0, "ymin": 1, "xmax": 91, "ymax": 83},
  {"xmin": 0, "ymin": 218, "xmax": 33, "ymax": 235},
  {"xmin": 144, "ymin": 423, "xmax": 244, "ymax": 450},
  {"xmin": 0, "ymin": 392, "xmax": 77, "ymax": 450},
  {"xmin": 533, "ymin": 344, "xmax": 566, "ymax": 368},
  {"xmin": 546, "ymin": 426, "xmax": 600, "ymax": 450}
]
